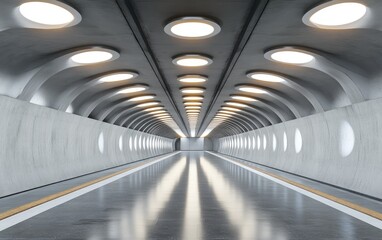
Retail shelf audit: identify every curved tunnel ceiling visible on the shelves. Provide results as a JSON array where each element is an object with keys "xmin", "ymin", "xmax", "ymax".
[{"xmin": 0, "ymin": 0, "xmax": 382, "ymax": 139}]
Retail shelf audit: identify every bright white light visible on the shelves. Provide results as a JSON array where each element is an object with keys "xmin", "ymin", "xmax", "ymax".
[
  {"xmin": 263, "ymin": 135, "xmax": 267, "ymax": 150},
  {"xmin": 272, "ymin": 133, "xmax": 277, "ymax": 151},
  {"xmin": 237, "ymin": 86, "xmax": 267, "ymax": 94},
  {"xmin": 129, "ymin": 95, "xmax": 155, "ymax": 102},
  {"xmin": 137, "ymin": 102, "xmax": 159, "ymax": 107},
  {"xmin": 118, "ymin": 86, "xmax": 147, "ymax": 94},
  {"xmin": 231, "ymin": 95, "xmax": 257, "ymax": 102},
  {"xmin": 19, "ymin": 1, "xmax": 75, "ymax": 26},
  {"xmin": 183, "ymin": 96, "xmax": 204, "ymax": 101},
  {"xmin": 178, "ymin": 75, "xmax": 207, "ymax": 83},
  {"xmin": 270, "ymin": 51, "xmax": 314, "ymax": 64},
  {"xmin": 173, "ymin": 55, "xmax": 212, "ymax": 67},
  {"xmin": 201, "ymin": 128, "xmax": 213, "ymax": 138},
  {"xmin": 295, "ymin": 128, "xmax": 302, "ymax": 153},
  {"xmin": 181, "ymin": 88, "xmax": 205, "ymax": 94},
  {"xmin": 99, "ymin": 72, "xmax": 137, "ymax": 82},
  {"xmin": 225, "ymin": 102, "xmax": 247, "ymax": 108},
  {"xmin": 71, "ymin": 51, "xmax": 114, "ymax": 64},
  {"xmin": 257, "ymin": 135, "xmax": 261, "ymax": 150},
  {"xmin": 144, "ymin": 107, "xmax": 163, "ymax": 112},
  {"xmin": 98, "ymin": 132, "xmax": 104, "ymax": 154},
  {"xmin": 248, "ymin": 72, "xmax": 285, "ymax": 82},
  {"xmin": 165, "ymin": 17, "xmax": 220, "ymax": 39},
  {"xmin": 221, "ymin": 107, "xmax": 241, "ymax": 112},
  {"xmin": 309, "ymin": 2, "xmax": 367, "ymax": 28},
  {"xmin": 184, "ymin": 102, "xmax": 203, "ymax": 106},
  {"xmin": 339, "ymin": 120, "xmax": 355, "ymax": 157},
  {"xmin": 185, "ymin": 106, "xmax": 201, "ymax": 109},
  {"xmin": 283, "ymin": 132, "xmax": 287, "ymax": 152},
  {"xmin": 119, "ymin": 135, "xmax": 123, "ymax": 151}
]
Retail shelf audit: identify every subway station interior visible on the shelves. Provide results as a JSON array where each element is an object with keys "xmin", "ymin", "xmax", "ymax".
[{"xmin": 0, "ymin": 0, "xmax": 382, "ymax": 239}]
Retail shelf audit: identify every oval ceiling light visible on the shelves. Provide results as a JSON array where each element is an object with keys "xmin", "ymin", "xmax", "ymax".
[
  {"xmin": 221, "ymin": 106, "xmax": 242, "ymax": 112},
  {"xmin": 230, "ymin": 95, "xmax": 257, "ymax": 102},
  {"xmin": 303, "ymin": 1, "xmax": 367, "ymax": 29},
  {"xmin": 247, "ymin": 71, "xmax": 285, "ymax": 83},
  {"xmin": 181, "ymin": 87, "xmax": 205, "ymax": 94},
  {"xmin": 225, "ymin": 102, "xmax": 248, "ymax": 108},
  {"xmin": 265, "ymin": 48, "xmax": 314, "ymax": 65},
  {"xmin": 117, "ymin": 85, "xmax": 148, "ymax": 94},
  {"xmin": 184, "ymin": 102, "xmax": 203, "ymax": 106},
  {"xmin": 178, "ymin": 75, "xmax": 208, "ymax": 83},
  {"xmin": 18, "ymin": 1, "xmax": 81, "ymax": 28},
  {"xmin": 129, "ymin": 95, "xmax": 155, "ymax": 102},
  {"xmin": 70, "ymin": 48, "xmax": 118, "ymax": 64},
  {"xmin": 173, "ymin": 54, "xmax": 213, "ymax": 67},
  {"xmin": 183, "ymin": 96, "xmax": 204, "ymax": 101},
  {"xmin": 144, "ymin": 106, "xmax": 164, "ymax": 112},
  {"xmin": 137, "ymin": 101, "xmax": 159, "ymax": 107},
  {"xmin": 99, "ymin": 71, "xmax": 138, "ymax": 83},
  {"xmin": 185, "ymin": 106, "xmax": 201, "ymax": 109},
  {"xmin": 164, "ymin": 16, "xmax": 221, "ymax": 39},
  {"xmin": 235, "ymin": 85, "xmax": 267, "ymax": 94}
]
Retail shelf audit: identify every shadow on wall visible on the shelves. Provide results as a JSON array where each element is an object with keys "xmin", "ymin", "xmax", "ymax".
[
  {"xmin": 0, "ymin": 96, "xmax": 175, "ymax": 197},
  {"xmin": 213, "ymin": 98, "xmax": 382, "ymax": 199}
]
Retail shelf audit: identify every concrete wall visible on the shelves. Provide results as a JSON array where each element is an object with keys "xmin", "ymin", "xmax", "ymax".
[
  {"xmin": 0, "ymin": 96, "xmax": 175, "ymax": 197},
  {"xmin": 213, "ymin": 98, "xmax": 382, "ymax": 199}
]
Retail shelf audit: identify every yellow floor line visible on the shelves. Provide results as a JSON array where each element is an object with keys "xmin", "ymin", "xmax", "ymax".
[
  {"xmin": 215, "ymin": 153, "xmax": 382, "ymax": 221},
  {"xmin": 0, "ymin": 161, "xmax": 149, "ymax": 221}
]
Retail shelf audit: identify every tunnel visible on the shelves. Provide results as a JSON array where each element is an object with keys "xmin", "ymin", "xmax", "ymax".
[{"xmin": 0, "ymin": 0, "xmax": 382, "ymax": 239}]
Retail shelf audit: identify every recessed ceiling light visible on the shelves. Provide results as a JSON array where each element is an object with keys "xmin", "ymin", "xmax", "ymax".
[
  {"xmin": 219, "ymin": 110, "xmax": 237, "ymax": 115},
  {"xmin": 236, "ymin": 85, "xmax": 267, "ymax": 94},
  {"xmin": 164, "ymin": 16, "xmax": 221, "ymax": 39},
  {"xmin": 225, "ymin": 102, "xmax": 248, "ymax": 108},
  {"xmin": 18, "ymin": 1, "xmax": 81, "ymax": 28},
  {"xmin": 150, "ymin": 110, "xmax": 167, "ymax": 115},
  {"xmin": 221, "ymin": 106, "xmax": 242, "ymax": 112},
  {"xmin": 184, "ymin": 102, "xmax": 203, "ymax": 106},
  {"xmin": 230, "ymin": 95, "xmax": 257, "ymax": 102},
  {"xmin": 144, "ymin": 107, "xmax": 164, "ymax": 112},
  {"xmin": 129, "ymin": 95, "xmax": 155, "ymax": 102},
  {"xmin": 303, "ymin": 2, "xmax": 367, "ymax": 29},
  {"xmin": 186, "ymin": 110, "xmax": 200, "ymax": 113},
  {"xmin": 178, "ymin": 75, "xmax": 208, "ymax": 83},
  {"xmin": 247, "ymin": 72, "xmax": 285, "ymax": 82},
  {"xmin": 71, "ymin": 50, "xmax": 116, "ymax": 64},
  {"xmin": 173, "ymin": 54, "xmax": 213, "ymax": 67},
  {"xmin": 183, "ymin": 96, "xmax": 204, "ymax": 101},
  {"xmin": 154, "ymin": 113, "xmax": 170, "ymax": 117},
  {"xmin": 266, "ymin": 49, "xmax": 314, "ymax": 65},
  {"xmin": 99, "ymin": 71, "xmax": 138, "ymax": 83},
  {"xmin": 137, "ymin": 101, "xmax": 159, "ymax": 107},
  {"xmin": 181, "ymin": 87, "xmax": 205, "ymax": 94},
  {"xmin": 117, "ymin": 85, "xmax": 148, "ymax": 94},
  {"xmin": 216, "ymin": 113, "xmax": 233, "ymax": 117},
  {"xmin": 185, "ymin": 106, "xmax": 201, "ymax": 109}
]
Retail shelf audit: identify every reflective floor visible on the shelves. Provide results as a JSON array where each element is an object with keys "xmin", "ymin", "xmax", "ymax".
[{"xmin": 0, "ymin": 151, "xmax": 381, "ymax": 239}]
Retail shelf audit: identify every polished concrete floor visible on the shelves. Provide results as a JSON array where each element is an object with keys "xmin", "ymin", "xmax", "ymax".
[{"xmin": 0, "ymin": 151, "xmax": 381, "ymax": 239}]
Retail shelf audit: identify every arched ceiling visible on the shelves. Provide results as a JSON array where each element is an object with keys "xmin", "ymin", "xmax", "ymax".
[{"xmin": 1, "ymin": 0, "xmax": 382, "ymax": 139}]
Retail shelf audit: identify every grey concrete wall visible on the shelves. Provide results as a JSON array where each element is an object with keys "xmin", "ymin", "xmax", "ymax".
[
  {"xmin": 180, "ymin": 138, "xmax": 213, "ymax": 151},
  {"xmin": 0, "ymin": 96, "xmax": 174, "ymax": 197},
  {"xmin": 213, "ymin": 98, "xmax": 382, "ymax": 199}
]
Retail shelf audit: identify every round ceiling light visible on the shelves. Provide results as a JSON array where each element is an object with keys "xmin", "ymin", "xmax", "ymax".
[
  {"xmin": 18, "ymin": 1, "xmax": 81, "ymax": 28},
  {"xmin": 164, "ymin": 17, "xmax": 221, "ymax": 39},
  {"xmin": 303, "ymin": 2, "xmax": 367, "ymax": 29},
  {"xmin": 230, "ymin": 95, "xmax": 257, "ymax": 102},
  {"xmin": 117, "ymin": 85, "xmax": 148, "ymax": 94},
  {"xmin": 137, "ymin": 101, "xmax": 159, "ymax": 107},
  {"xmin": 181, "ymin": 87, "xmax": 205, "ymax": 94},
  {"xmin": 71, "ymin": 48, "xmax": 118, "ymax": 64},
  {"xmin": 236, "ymin": 85, "xmax": 267, "ymax": 94},
  {"xmin": 265, "ymin": 48, "xmax": 314, "ymax": 65},
  {"xmin": 178, "ymin": 75, "xmax": 208, "ymax": 83},
  {"xmin": 247, "ymin": 72, "xmax": 285, "ymax": 82},
  {"xmin": 129, "ymin": 95, "xmax": 155, "ymax": 102},
  {"xmin": 99, "ymin": 71, "xmax": 138, "ymax": 83},
  {"xmin": 173, "ymin": 54, "xmax": 213, "ymax": 67},
  {"xmin": 183, "ymin": 96, "xmax": 204, "ymax": 101}
]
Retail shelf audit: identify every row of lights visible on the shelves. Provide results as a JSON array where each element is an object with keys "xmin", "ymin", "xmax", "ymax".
[
  {"xmin": 164, "ymin": 16, "xmax": 221, "ymax": 137},
  {"xmin": 201, "ymin": 0, "xmax": 369, "ymax": 137},
  {"xmin": 16, "ymin": 1, "xmax": 185, "ymax": 136}
]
